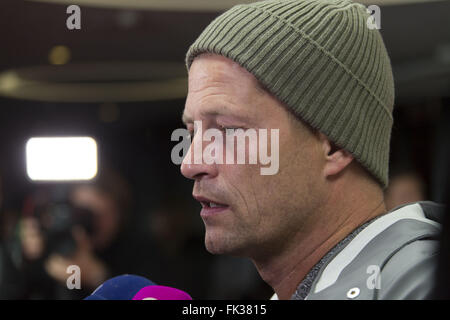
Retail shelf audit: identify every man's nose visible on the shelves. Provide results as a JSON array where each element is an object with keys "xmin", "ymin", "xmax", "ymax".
[{"xmin": 180, "ymin": 136, "xmax": 218, "ymax": 180}]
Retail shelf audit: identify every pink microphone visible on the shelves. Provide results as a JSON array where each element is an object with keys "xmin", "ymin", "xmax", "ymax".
[{"xmin": 132, "ymin": 285, "xmax": 193, "ymax": 300}]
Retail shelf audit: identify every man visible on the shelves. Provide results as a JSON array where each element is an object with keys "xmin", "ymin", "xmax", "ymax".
[{"xmin": 180, "ymin": 0, "xmax": 443, "ymax": 299}]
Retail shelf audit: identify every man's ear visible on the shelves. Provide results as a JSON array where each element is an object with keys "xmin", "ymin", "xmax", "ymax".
[{"xmin": 317, "ymin": 132, "xmax": 354, "ymax": 178}]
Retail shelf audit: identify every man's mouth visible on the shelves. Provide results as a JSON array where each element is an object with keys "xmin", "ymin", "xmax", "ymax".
[
  {"xmin": 201, "ymin": 201, "xmax": 227, "ymax": 208},
  {"xmin": 193, "ymin": 195, "xmax": 229, "ymax": 217}
]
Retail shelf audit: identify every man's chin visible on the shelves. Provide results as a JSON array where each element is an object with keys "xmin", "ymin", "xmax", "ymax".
[
  {"xmin": 204, "ymin": 233, "xmax": 248, "ymax": 256},
  {"xmin": 205, "ymin": 237, "xmax": 229, "ymax": 255}
]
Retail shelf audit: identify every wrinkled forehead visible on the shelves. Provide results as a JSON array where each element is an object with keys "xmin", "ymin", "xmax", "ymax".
[{"xmin": 188, "ymin": 54, "xmax": 264, "ymax": 95}]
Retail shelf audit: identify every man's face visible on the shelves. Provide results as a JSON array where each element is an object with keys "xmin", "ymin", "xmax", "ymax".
[{"xmin": 181, "ymin": 54, "xmax": 326, "ymax": 258}]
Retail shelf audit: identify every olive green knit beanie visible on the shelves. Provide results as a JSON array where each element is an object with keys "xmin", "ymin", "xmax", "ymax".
[{"xmin": 186, "ymin": 0, "xmax": 395, "ymax": 188}]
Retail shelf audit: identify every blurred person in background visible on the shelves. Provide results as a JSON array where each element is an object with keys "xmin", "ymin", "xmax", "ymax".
[
  {"xmin": 1, "ymin": 170, "xmax": 26, "ymax": 299},
  {"xmin": 1, "ymin": 166, "xmax": 153, "ymax": 299},
  {"xmin": 384, "ymin": 170, "xmax": 426, "ymax": 211}
]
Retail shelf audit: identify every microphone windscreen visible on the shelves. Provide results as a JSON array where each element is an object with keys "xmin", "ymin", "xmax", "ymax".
[
  {"xmin": 84, "ymin": 274, "xmax": 156, "ymax": 300},
  {"xmin": 132, "ymin": 285, "xmax": 193, "ymax": 300}
]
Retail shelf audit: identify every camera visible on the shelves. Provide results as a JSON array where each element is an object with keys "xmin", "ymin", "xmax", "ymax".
[{"xmin": 33, "ymin": 199, "xmax": 95, "ymax": 258}]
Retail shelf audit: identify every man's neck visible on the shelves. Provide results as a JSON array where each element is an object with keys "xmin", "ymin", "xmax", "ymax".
[{"xmin": 252, "ymin": 194, "xmax": 386, "ymax": 300}]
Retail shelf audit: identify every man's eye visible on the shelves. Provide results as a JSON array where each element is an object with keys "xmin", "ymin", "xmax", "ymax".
[{"xmin": 220, "ymin": 126, "xmax": 240, "ymax": 133}]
